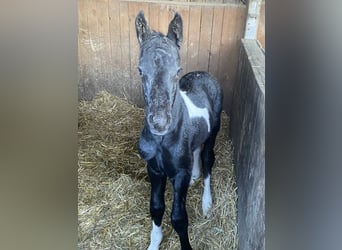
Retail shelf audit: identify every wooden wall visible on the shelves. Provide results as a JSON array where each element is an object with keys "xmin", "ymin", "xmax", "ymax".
[
  {"xmin": 231, "ymin": 39, "xmax": 265, "ymax": 250},
  {"xmin": 78, "ymin": 0, "xmax": 247, "ymax": 112}
]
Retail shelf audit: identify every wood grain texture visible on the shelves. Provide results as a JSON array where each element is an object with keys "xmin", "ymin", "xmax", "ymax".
[
  {"xmin": 197, "ymin": 6, "xmax": 213, "ymax": 72},
  {"xmin": 158, "ymin": 3, "xmax": 169, "ymax": 35},
  {"xmin": 219, "ymin": 6, "xmax": 246, "ymax": 112},
  {"xmin": 148, "ymin": 3, "xmax": 160, "ymax": 31},
  {"xmin": 230, "ymin": 39, "xmax": 265, "ymax": 250},
  {"xmin": 218, "ymin": 7, "xmax": 236, "ymax": 92},
  {"xmin": 78, "ymin": 0, "xmax": 89, "ymax": 67},
  {"xmin": 78, "ymin": 0, "xmax": 247, "ymax": 110},
  {"xmin": 208, "ymin": 7, "xmax": 224, "ymax": 78},
  {"xmin": 97, "ymin": 0, "xmax": 112, "ymax": 90},
  {"xmin": 119, "ymin": 1, "xmax": 130, "ymax": 80},
  {"xmin": 86, "ymin": 0, "xmax": 102, "ymax": 99},
  {"xmin": 109, "ymin": 0, "xmax": 122, "ymax": 68},
  {"xmin": 186, "ymin": 6, "xmax": 201, "ymax": 72},
  {"xmin": 78, "ymin": 0, "xmax": 93, "ymax": 100}
]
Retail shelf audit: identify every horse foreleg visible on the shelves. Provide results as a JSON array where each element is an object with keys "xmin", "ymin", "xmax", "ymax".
[
  {"xmin": 147, "ymin": 159, "xmax": 167, "ymax": 250},
  {"xmin": 171, "ymin": 170, "xmax": 192, "ymax": 250}
]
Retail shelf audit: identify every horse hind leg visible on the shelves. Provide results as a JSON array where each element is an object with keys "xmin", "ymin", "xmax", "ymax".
[
  {"xmin": 201, "ymin": 124, "xmax": 220, "ymax": 217},
  {"xmin": 202, "ymin": 173, "xmax": 212, "ymax": 218},
  {"xmin": 189, "ymin": 147, "xmax": 201, "ymax": 185}
]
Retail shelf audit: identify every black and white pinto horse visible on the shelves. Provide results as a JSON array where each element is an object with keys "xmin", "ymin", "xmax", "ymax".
[{"xmin": 135, "ymin": 11, "xmax": 223, "ymax": 250}]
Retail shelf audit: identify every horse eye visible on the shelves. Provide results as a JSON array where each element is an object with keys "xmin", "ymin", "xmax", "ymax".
[
  {"xmin": 177, "ymin": 68, "xmax": 182, "ymax": 75},
  {"xmin": 138, "ymin": 67, "xmax": 143, "ymax": 76}
]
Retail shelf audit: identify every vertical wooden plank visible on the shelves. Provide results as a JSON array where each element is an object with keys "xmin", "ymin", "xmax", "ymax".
[
  {"xmin": 219, "ymin": 7, "xmax": 237, "ymax": 109},
  {"xmin": 87, "ymin": 0, "xmax": 101, "ymax": 88},
  {"xmin": 119, "ymin": 0, "xmax": 130, "ymax": 98},
  {"xmin": 108, "ymin": 0, "xmax": 124, "ymax": 99},
  {"xmin": 187, "ymin": 6, "xmax": 201, "ymax": 72},
  {"xmin": 78, "ymin": 0, "xmax": 89, "ymax": 67},
  {"xmin": 148, "ymin": 3, "xmax": 160, "ymax": 32},
  {"xmin": 198, "ymin": 6, "xmax": 213, "ymax": 72},
  {"xmin": 78, "ymin": 0, "xmax": 92, "ymax": 100},
  {"xmin": 128, "ymin": 2, "xmax": 141, "ymax": 81},
  {"xmin": 96, "ymin": 0, "xmax": 112, "ymax": 89},
  {"xmin": 158, "ymin": 3, "xmax": 169, "ymax": 35},
  {"xmin": 220, "ymin": 6, "xmax": 246, "ymax": 111},
  {"xmin": 208, "ymin": 7, "xmax": 224, "ymax": 78},
  {"xmin": 219, "ymin": 7, "xmax": 235, "ymax": 83},
  {"xmin": 108, "ymin": 0, "xmax": 121, "ymax": 70},
  {"xmin": 168, "ymin": 5, "xmax": 176, "ymax": 36}
]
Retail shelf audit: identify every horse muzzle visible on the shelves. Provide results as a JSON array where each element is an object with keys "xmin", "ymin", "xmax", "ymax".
[{"xmin": 147, "ymin": 111, "xmax": 171, "ymax": 136}]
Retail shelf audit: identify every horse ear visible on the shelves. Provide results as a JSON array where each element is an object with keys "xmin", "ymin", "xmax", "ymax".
[
  {"xmin": 167, "ymin": 12, "xmax": 183, "ymax": 48},
  {"xmin": 135, "ymin": 11, "xmax": 151, "ymax": 46}
]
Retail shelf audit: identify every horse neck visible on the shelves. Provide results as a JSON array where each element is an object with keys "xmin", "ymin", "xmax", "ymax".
[{"xmin": 169, "ymin": 85, "xmax": 185, "ymax": 133}]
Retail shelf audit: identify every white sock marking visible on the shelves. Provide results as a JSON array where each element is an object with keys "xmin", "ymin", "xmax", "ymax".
[
  {"xmin": 180, "ymin": 91, "xmax": 210, "ymax": 132},
  {"xmin": 147, "ymin": 221, "xmax": 163, "ymax": 250},
  {"xmin": 190, "ymin": 147, "xmax": 201, "ymax": 185},
  {"xmin": 202, "ymin": 175, "xmax": 212, "ymax": 217}
]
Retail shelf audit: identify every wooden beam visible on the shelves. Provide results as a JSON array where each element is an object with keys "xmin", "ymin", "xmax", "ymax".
[
  {"xmin": 244, "ymin": 0, "xmax": 262, "ymax": 39},
  {"xmin": 121, "ymin": 0, "xmax": 245, "ymax": 8}
]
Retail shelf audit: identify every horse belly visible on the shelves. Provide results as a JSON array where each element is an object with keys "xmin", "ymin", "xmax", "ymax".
[{"xmin": 188, "ymin": 119, "xmax": 210, "ymax": 150}]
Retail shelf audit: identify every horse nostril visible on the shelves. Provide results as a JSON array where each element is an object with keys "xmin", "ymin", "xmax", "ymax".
[
  {"xmin": 148, "ymin": 113, "xmax": 169, "ymax": 132},
  {"xmin": 148, "ymin": 115, "xmax": 155, "ymax": 126}
]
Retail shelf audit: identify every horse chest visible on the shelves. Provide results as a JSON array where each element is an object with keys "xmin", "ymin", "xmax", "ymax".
[{"xmin": 140, "ymin": 140, "xmax": 188, "ymax": 178}]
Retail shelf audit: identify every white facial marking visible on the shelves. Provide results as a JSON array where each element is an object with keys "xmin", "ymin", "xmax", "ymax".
[
  {"xmin": 190, "ymin": 147, "xmax": 201, "ymax": 185},
  {"xmin": 180, "ymin": 91, "xmax": 210, "ymax": 132},
  {"xmin": 202, "ymin": 175, "xmax": 212, "ymax": 217},
  {"xmin": 147, "ymin": 221, "xmax": 163, "ymax": 250}
]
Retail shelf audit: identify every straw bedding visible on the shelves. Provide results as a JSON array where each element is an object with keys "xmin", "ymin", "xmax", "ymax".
[{"xmin": 78, "ymin": 91, "xmax": 238, "ymax": 249}]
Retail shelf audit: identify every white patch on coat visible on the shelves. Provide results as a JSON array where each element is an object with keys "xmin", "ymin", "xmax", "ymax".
[
  {"xmin": 147, "ymin": 221, "xmax": 163, "ymax": 250},
  {"xmin": 180, "ymin": 91, "xmax": 210, "ymax": 132},
  {"xmin": 202, "ymin": 175, "xmax": 212, "ymax": 217},
  {"xmin": 190, "ymin": 147, "xmax": 201, "ymax": 185}
]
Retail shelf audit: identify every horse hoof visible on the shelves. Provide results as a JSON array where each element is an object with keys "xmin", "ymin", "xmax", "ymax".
[{"xmin": 189, "ymin": 174, "xmax": 200, "ymax": 185}]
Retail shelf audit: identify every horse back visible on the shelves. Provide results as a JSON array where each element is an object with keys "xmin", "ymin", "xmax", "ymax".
[{"xmin": 179, "ymin": 71, "xmax": 223, "ymax": 119}]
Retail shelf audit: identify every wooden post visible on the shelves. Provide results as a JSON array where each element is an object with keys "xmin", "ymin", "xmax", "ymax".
[
  {"xmin": 244, "ymin": 0, "xmax": 262, "ymax": 39},
  {"xmin": 231, "ymin": 39, "xmax": 265, "ymax": 250}
]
